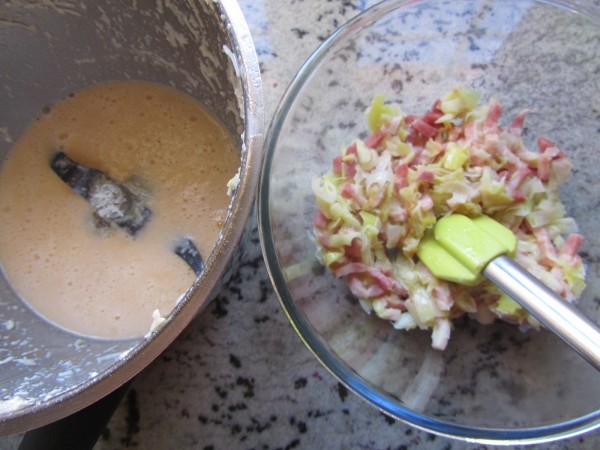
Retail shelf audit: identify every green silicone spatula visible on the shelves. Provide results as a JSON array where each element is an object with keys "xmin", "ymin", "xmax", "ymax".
[{"xmin": 417, "ymin": 214, "xmax": 600, "ymax": 370}]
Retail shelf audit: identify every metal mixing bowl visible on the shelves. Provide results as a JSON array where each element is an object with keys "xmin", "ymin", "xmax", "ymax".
[{"xmin": 0, "ymin": 0, "xmax": 263, "ymax": 434}]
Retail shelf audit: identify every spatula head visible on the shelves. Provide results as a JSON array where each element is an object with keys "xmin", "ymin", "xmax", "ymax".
[{"xmin": 417, "ymin": 214, "xmax": 517, "ymax": 285}]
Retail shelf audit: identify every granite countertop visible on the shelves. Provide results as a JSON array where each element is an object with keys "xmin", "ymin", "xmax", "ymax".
[{"xmin": 2, "ymin": 0, "xmax": 600, "ymax": 449}]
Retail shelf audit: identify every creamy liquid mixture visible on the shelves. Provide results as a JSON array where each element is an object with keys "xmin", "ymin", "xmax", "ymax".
[{"xmin": 0, "ymin": 81, "xmax": 239, "ymax": 339}]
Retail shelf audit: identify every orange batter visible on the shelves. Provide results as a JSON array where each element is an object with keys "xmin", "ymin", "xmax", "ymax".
[{"xmin": 0, "ymin": 81, "xmax": 239, "ymax": 339}]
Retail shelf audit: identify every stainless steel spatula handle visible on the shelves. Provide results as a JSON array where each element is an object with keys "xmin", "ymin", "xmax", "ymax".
[{"xmin": 484, "ymin": 255, "xmax": 600, "ymax": 370}]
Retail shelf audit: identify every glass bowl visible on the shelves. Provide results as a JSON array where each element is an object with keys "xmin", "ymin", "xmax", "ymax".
[{"xmin": 259, "ymin": 0, "xmax": 600, "ymax": 444}]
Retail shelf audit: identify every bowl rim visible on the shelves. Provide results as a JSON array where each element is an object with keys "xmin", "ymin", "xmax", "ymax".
[
  {"xmin": 258, "ymin": 0, "xmax": 600, "ymax": 444},
  {"xmin": 0, "ymin": 0, "xmax": 264, "ymax": 435}
]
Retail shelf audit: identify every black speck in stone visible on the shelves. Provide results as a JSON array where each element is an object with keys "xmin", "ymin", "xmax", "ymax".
[
  {"xmin": 508, "ymin": 333, "xmax": 531, "ymax": 349},
  {"xmin": 405, "ymin": 428, "xmax": 413, "ymax": 436},
  {"xmin": 215, "ymin": 385, "xmax": 228, "ymax": 399},
  {"xmin": 250, "ymin": 253, "xmax": 264, "ymax": 269},
  {"xmin": 307, "ymin": 408, "xmax": 330, "ymax": 418},
  {"xmin": 212, "ymin": 298, "xmax": 228, "ymax": 318},
  {"xmin": 229, "ymin": 353, "xmax": 241, "ymax": 369},
  {"xmin": 246, "ymin": 416, "xmax": 273, "ymax": 434},
  {"xmin": 297, "ymin": 421, "xmax": 307, "ymax": 433},
  {"xmin": 468, "ymin": 36, "xmax": 480, "ymax": 51},
  {"xmin": 337, "ymin": 382, "xmax": 348, "ymax": 402},
  {"xmin": 228, "ymin": 402, "xmax": 248, "ymax": 412},
  {"xmin": 285, "ymin": 438, "xmax": 301, "ymax": 449},
  {"xmin": 438, "ymin": 397, "xmax": 451, "ymax": 407},
  {"xmin": 391, "ymin": 79, "xmax": 403, "ymax": 94},
  {"xmin": 100, "ymin": 427, "xmax": 110, "ymax": 441},
  {"xmin": 229, "ymin": 285, "xmax": 243, "ymax": 300},
  {"xmin": 294, "ymin": 377, "xmax": 308, "ymax": 389},
  {"xmin": 120, "ymin": 388, "xmax": 140, "ymax": 447},
  {"xmin": 203, "ymin": 446, "xmax": 215, "ymax": 450},
  {"xmin": 211, "ymin": 404, "xmax": 219, "ymax": 412},
  {"xmin": 258, "ymin": 280, "xmax": 270, "ymax": 303},
  {"xmin": 198, "ymin": 414, "xmax": 208, "ymax": 424},
  {"xmin": 254, "ymin": 315, "xmax": 270, "ymax": 323},
  {"xmin": 381, "ymin": 413, "xmax": 395, "ymax": 425},
  {"xmin": 471, "ymin": 63, "xmax": 488, "ymax": 70},
  {"xmin": 236, "ymin": 376, "xmax": 256, "ymax": 398},
  {"xmin": 291, "ymin": 27, "xmax": 309, "ymax": 39},
  {"xmin": 337, "ymin": 120, "xmax": 357, "ymax": 130},
  {"xmin": 312, "ymin": 262, "xmax": 326, "ymax": 276},
  {"xmin": 477, "ymin": 330, "xmax": 507, "ymax": 354}
]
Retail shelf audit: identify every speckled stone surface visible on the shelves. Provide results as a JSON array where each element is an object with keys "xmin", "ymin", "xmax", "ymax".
[{"xmin": 2, "ymin": 0, "xmax": 600, "ymax": 449}]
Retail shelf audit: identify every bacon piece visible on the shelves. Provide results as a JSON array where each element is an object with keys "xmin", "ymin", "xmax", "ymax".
[
  {"xmin": 416, "ymin": 170, "xmax": 435, "ymax": 184},
  {"xmin": 344, "ymin": 160, "xmax": 357, "ymax": 179},
  {"xmin": 346, "ymin": 142, "xmax": 357, "ymax": 156},
  {"xmin": 533, "ymin": 227, "xmax": 558, "ymax": 267},
  {"xmin": 347, "ymin": 275, "xmax": 386, "ymax": 298},
  {"xmin": 412, "ymin": 118, "xmax": 439, "ymax": 140},
  {"xmin": 334, "ymin": 262, "xmax": 368, "ymax": 278},
  {"xmin": 343, "ymin": 142, "xmax": 358, "ymax": 178},
  {"xmin": 508, "ymin": 109, "xmax": 531, "ymax": 136},
  {"xmin": 421, "ymin": 101, "xmax": 444, "ymax": 125},
  {"xmin": 506, "ymin": 167, "xmax": 532, "ymax": 202},
  {"xmin": 314, "ymin": 210, "xmax": 328, "ymax": 229},
  {"xmin": 484, "ymin": 100, "xmax": 503, "ymax": 132},
  {"xmin": 563, "ymin": 233, "xmax": 584, "ymax": 256},
  {"xmin": 345, "ymin": 237, "xmax": 363, "ymax": 261},
  {"xmin": 550, "ymin": 266, "xmax": 569, "ymax": 298},
  {"xmin": 317, "ymin": 231, "xmax": 332, "ymax": 249},
  {"xmin": 373, "ymin": 296, "xmax": 407, "ymax": 320},
  {"xmin": 368, "ymin": 267, "xmax": 408, "ymax": 297},
  {"xmin": 483, "ymin": 133, "xmax": 499, "ymax": 155},
  {"xmin": 332, "ymin": 155, "xmax": 343, "ymax": 174},
  {"xmin": 365, "ymin": 129, "xmax": 386, "ymax": 149},
  {"xmin": 463, "ymin": 120, "xmax": 478, "ymax": 143},
  {"xmin": 537, "ymin": 136, "xmax": 557, "ymax": 152},
  {"xmin": 448, "ymin": 123, "xmax": 465, "ymax": 141},
  {"xmin": 537, "ymin": 144, "xmax": 561, "ymax": 181},
  {"xmin": 560, "ymin": 233, "xmax": 584, "ymax": 265},
  {"xmin": 335, "ymin": 263, "xmax": 408, "ymax": 297},
  {"xmin": 341, "ymin": 182, "xmax": 367, "ymax": 206},
  {"xmin": 404, "ymin": 114, "xmax": 439, "ymax": 146},
  {"xmin": 394, "ymin": 163, "xmax": 409, "ymax": 192}
]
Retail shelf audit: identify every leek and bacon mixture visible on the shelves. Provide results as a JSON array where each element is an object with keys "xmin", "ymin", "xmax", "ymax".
[{"xmin": 312, "ymin": 87, "xmax": 586, "ymax": 350}]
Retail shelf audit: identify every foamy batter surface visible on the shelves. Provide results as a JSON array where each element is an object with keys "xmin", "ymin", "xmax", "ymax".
[{"xmin": 0, "ymin": 81, "xmax": 239, "ymax": 339}]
